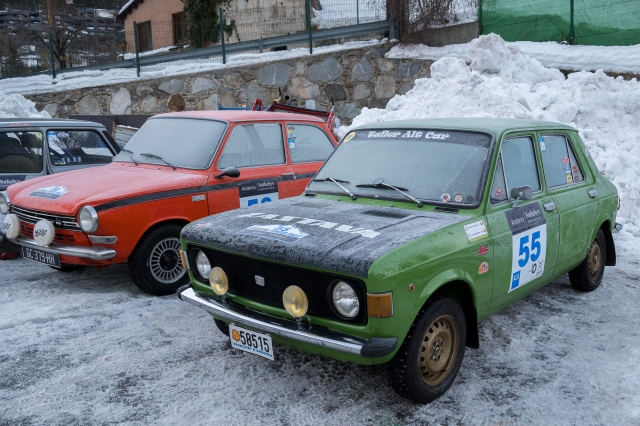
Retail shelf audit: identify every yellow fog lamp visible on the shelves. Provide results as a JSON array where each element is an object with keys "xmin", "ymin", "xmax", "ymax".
[
  {"xmin": 282, "ymin": 285, "xmax": 308, "ymax": 319},
  {"xmin": 209, "ymin": 266, "xmax": 228, "ymax": 296}
]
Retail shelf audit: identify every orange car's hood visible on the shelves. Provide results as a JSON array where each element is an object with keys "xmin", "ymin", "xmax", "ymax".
[{"xmin": 7, "ymin": 163, "xmax": 208, "ymax": 215}]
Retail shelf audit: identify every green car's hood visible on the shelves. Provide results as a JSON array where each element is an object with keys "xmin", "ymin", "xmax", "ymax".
[{"xmin": 182, "ymin": 198, "xmax": 471, "ymax": 277}]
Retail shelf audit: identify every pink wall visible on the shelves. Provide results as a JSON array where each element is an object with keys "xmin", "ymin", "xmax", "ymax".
[{"xmin": 123, "ymin": 0, "xmax": 184, "ymax": 51}]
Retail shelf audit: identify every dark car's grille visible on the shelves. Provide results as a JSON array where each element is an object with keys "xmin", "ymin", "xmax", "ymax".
[
  {"xmin": 11, "ymin": 205, "xmax": 81, "ymax": 231},
  {"xmin": 189, "ymin": 247, "xmax": 368, "ymax": 325}
]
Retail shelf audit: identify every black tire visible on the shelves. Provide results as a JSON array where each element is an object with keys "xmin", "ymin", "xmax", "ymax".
[
  {"xmin": 387, "ymin": 297, "xmax": 467, "ymax": 404},
  {"xmin": 49, "ymin": 264, "xmax": 86, "ymax": 272},
  {"xmin": 128, "ymin": 224, "xmax": 188, "ymax": 296},
  {"xmin": 213, "ymin": 319, "xmax": 230, "ymax": 337},
  {"xmin": 569, "ymin": 228, "xmax": 606, "ymax": 292}
]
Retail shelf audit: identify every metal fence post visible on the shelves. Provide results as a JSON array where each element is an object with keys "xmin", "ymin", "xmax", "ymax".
[
  {"xmin": 133, "ymin": 21, "xmax": 141, "ymax": 77},
  {"xmin": 569, "ymin": 0, "xmax": 575, "ymax": 44},
  {"xmin": 478, "ymin": 0, "xmax": 483, "ymax": 36},
  {"xmin": 357, "ymin": 0, "xmax": 360, "ymax": 25},
  {"xmin": 220, "ymin": 8, "xmax": 226, "ymax": 64},
  {"xmin": 48, "ymin": 34, "xmax": 56, "ymax": 79},
  {"xmin": 306, "ymin": 0, "xmax": 313, "ymax": 54},
  {"xmin": 258, "ymin": 37, "xmax": 264, "ymax": 53}
]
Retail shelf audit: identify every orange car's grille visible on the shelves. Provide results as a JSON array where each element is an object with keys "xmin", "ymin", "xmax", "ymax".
[
  {"xmin": 20, "ymin": 223, "xmax": 78, "ymax": 243},
  {"xmin": 11, "ymin": 205, "xmax": 81, "ymax": 231}
]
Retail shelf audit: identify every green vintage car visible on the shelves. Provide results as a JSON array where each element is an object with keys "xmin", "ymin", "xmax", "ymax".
[{"xmin": 177, "ymin": 118, "xmax": 620, "ymax": 403}]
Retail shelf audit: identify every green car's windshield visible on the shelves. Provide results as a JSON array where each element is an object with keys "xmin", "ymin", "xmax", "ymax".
[{"xmin": 307, "ymin": 128, "xmax": 493, "ymax": 206}]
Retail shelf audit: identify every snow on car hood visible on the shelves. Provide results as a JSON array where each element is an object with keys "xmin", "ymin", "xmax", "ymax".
[
  {"xmin": 183, "ymin": 197, "xmax": 470, "ymax": 277},
  {"xmin": 7, "ymin": 163, "xmax": 207, "ymax": 214}
]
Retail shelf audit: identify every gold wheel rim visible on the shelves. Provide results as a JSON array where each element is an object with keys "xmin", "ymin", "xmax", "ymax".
[
  {"xmin": 419, "ymin": 314, "xmax": 459, "ymax": 387},
  {"xmin": 588, "ymin": 237, "xmax": 603, "ymax": 281}
]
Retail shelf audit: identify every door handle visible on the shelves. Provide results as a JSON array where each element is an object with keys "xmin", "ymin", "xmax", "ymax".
[
  {"xmin": 543, "ymin": 201, "xmax": 556, "ymax": 212},
  {"xmin": 281, "ymin": 172, "xmax": 296, "ymax": 180},
  {"xmin": 588, "ymin": 189, "xmax": 597, "ymax": 198}
]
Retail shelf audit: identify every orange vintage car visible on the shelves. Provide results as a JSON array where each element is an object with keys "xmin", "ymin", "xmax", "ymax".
[{"xmin": 0, "ymin": 110, "xmax": 338, "ymax": 295}]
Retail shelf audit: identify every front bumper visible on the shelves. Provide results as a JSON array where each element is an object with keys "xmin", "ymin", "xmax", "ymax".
[
  {"xmin": 178, "ymin": 286, "xmax": 397, "ymax": 358},
  {"xmin": 9, "ymin": 235, "xmax": 116, "ymax": 261}
]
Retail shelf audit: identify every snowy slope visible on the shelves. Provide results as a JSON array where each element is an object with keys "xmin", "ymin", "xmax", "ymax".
[
  {"xmin": 340, "ymin": 34, "xmax": 640, "ymax": 246},
  {"xmin": 0, "ymin": 90, "xmax": 49, "ymax": 118}
]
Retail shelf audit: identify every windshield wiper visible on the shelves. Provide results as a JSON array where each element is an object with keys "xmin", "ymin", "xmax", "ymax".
[
  {"xmin": 140, "ymin": 152, "xmax": 176, "ymax": 170},
  {"xmin": 356, "ymin": 181, "xmax": 423, "ymax": 207},
  {"xmin": 121, "ymin": 148, "xmax": 138, "ymax": 166},
  {"xmin": 312, "ymin": 177, "xmax": 356, "ymax": 200}
]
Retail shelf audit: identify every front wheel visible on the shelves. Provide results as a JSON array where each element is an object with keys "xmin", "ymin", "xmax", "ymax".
[
  {"xmin": 569, "ymin": 228, "xmax": 606, "ymax": 292},
  {"xmin": 128, "ymin": 224, "xmax": 188, "ymax": 296},
  {"xmin": 387, "ymin": 297, "xmax": 466, "ymax": 403}
]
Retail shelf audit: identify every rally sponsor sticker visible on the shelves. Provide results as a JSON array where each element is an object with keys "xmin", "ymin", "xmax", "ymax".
[
  {"xmin": 0, "ymin": 175, "xmax": 26, "ymax": 189},
  {"xmin": 238, "ymin": 224, "xmax": 308, "ymax": 244},
  {"xmin": 505, "ymin": 202, "xmax": 547, "ymax": 292},
  {"xmin": 478, "ymin": 245, "xmax": 489, "ymax": 256},
  {"xmin": 478, "ymin": 262, "xmax": 489, "ymax": 274},
  {"xmin": 343, "ymin": 132, "xmax": 355, "ymax": 143},
  {"xmin": 464, "ymin": 220, "xmax": 488, "ymax": 242},
  {"xmin": 440, "ymin": 193, "xmax": 451, "ymax": 203},
  {"xmin": 29, "ymin": 186, "xmax": 68, "ymax": 200},
  {"xmin": 239, "ymin": 178, "xmax": 279, "ymax": 208}
]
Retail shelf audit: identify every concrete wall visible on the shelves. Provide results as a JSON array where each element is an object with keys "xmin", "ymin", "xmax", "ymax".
[
  {"xmin": 28, "ymin": 43, "xmax": 434, "ymax": 126},
  {"xmin": 404, "ymin": 21, "xmax": 479, "ymax": 47}
]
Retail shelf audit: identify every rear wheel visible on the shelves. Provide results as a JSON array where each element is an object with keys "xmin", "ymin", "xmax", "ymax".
[
  {"xmin": 387, "ymin": 297, "xmax": 466, "ymax": 403},
  {"xmin": 569, "ymin": 228, "xmax": 606, "ymax": 292},
  {"xmin": 128, "ymin": 224, "xmax": 188, "ymax": 296}
]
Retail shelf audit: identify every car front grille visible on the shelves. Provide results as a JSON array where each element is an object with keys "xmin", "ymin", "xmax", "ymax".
[
  {"xmin": 189, "ymin": 247, "xmax": 367, "ymax": 325},
  {"xmin": 20, "ymin": 222, "xmax": 78, "ymax": 243},
  {"xmin": 12, "ymin": 205, "xmax": 81, "ymax": 231}
]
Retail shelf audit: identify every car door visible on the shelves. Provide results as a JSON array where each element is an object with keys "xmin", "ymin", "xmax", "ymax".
[
  {"xmin": 45, "ymin": 128, "xmax": 116, "ymax": 173},
  {"xmin": 485, "ymin": 133, "xmax": 560, "ymax": 311},
  {"xmin": 285, "ymin": 122, "xmax": 337, "ymax": 193},
  {"xmin": 206, "ymin": 121, "xmax": 296, "ymax": 215},
  {"xmin": 538, "ymin": 132, "xmax": 598, "ymax": 272}
]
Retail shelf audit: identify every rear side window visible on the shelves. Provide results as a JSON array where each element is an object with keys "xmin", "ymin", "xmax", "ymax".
[
  {"xmin": 540, "ymin": 134, "xmax": 584, "ymax": 188},
  {"xmin": 491, "ymin": 136, "xmax": 540, "ymax": 203},
  {"xmin": 286, "ymin": 124, "xmax": 335, "ymax": 163},
  {"xmin": 0, "ymin": 131, "xmax": 43, "ymax": 173},
  {"xmin": 48, "ymin": 130, "xmax": 114, "ymax": 167},
  {"xmin": 218, "ymin": 123, "xmax": 285, "ymax": 169}
]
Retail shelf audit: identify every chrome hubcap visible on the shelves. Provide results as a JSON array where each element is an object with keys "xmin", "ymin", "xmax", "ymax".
[{"xmin": 149, "ymin": 238, "xmax": 185, "ymax": 284}]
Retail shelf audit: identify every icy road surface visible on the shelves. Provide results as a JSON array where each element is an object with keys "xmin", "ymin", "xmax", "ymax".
[{"xmin": 1, "ymin": 252, "xmax": 639, "ymax": 425}]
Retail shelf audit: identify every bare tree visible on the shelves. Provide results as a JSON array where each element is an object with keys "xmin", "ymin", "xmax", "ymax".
[{"xmin": 387, "ymin": 0, "xmax": 477, "ymax": 38}]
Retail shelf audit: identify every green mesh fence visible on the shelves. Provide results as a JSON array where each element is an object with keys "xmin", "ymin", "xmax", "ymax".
[{"xmin": 480, "ymin": 0, "xmax": 640, "ymax": 46}]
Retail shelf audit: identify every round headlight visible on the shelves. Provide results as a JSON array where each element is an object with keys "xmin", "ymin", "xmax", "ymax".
[
  {"xmin": 209, "ymin": 266, "xmax": 228, "ymax": 296},
  {"xmin": 332, "ymin": 281, "xmax": 360, "ymax": 318},
  {"xmin": 0, "ymin": 192, "xmax": 10, "ymax": 215},
  {"xmin": 78, "ymin": 206, "xmax": 98, "ymax": 233},
  {"xmin": 195, "ymin": 250, "xmax": 211, "ymax": 280},
  {"xmin": 282, "ymin": 285, "xmax": 308, "ymax": 319}
]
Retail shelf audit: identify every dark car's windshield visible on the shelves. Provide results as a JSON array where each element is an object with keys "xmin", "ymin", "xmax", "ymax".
[
  {"xmin": 0, "ymin": 131, "xmax": 44, "ymax": 173},
  {"xmin": 307, "ymin": 129, "xmax": 493, "ymax": 206},
  {"xmin": 113, "ymin": 118, "xmax": 227, "ymax": 169}
]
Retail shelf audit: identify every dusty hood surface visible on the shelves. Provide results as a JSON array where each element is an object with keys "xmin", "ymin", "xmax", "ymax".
[
  {"xmin": 183, "ymin": 198, "xmax": 471, "ymax": 277},
  {"xmin": 7, "ymin": 163, "xmax": 206, "ymax": 214}
]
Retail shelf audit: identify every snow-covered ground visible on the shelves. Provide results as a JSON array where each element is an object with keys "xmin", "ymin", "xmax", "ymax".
[
  {"xmin": 343, "ymin": 34, "xmax": 640, "ymax": 243},
  {"xmin": 388, "ymin": 38, "xmax": 640, "ymax": 75},
  {"xmin": 0, "ymin": 250, "xmax": 638, "ymax": 425},
  {"xmin": 0, "ymin": 90, "xmax": 50, "ymax": 119},
  {"xmin": 0, "ymin": 39, "xmax": 386, "ymax": 96}
]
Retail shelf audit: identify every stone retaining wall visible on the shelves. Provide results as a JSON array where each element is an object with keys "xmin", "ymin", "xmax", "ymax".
[{"xmin": 27, "ymin": 43, "xmax": 434, "ymax": 125}]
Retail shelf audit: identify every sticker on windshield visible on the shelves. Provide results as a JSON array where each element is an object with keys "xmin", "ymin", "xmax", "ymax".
[
  {"xmin": 289, "ymin": 139, "xmax": 296, "ymax": 149},
  {"xmin": 239, "ymin": 178, "xmax": 279, "ymax": 208},
  {"xmin": 539, "ymin": 137, "xmax": 546, "ymax": 151},
  {"xmin": 454, "ymin": 194, "xmax": 463, "ymax": 203},
  {"xmin": 505, "ymin": 202, "xmax": 547, "ymax": 292},
  {"xmin": 343, "ymin": 133, "xmax": 355, "ymax": 143},
  {"xmin": 495, "ymin": 188, "xmax": 506, "ymax": 200},
  {"xmin": 29, "ymin": 185, "xmax": 68, "ymax": 200},
  {"xmin": 464, "ymin": 220, "xmax": 488, "ymax": 242},
  {"xmin": 238, "ymin": 224, "xmax": 308, "ymax": 244},
  {"xmin": 440, "ymin": 193, "xmax": 451, "ymax": 203}
]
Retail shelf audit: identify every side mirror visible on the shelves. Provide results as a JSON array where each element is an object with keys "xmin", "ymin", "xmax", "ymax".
[
  {"xmin": 215, "ymin": 166, "xmax": 240, "ymax": 179},
  {"xmin": 510, "ymin": 185, "xmax": 532, "ymax": 208}
]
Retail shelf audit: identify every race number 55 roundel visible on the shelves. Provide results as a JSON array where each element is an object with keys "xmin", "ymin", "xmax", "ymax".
[{"xmin": 505, "ymin": 202, "xmax": 547, "ymax": 292}]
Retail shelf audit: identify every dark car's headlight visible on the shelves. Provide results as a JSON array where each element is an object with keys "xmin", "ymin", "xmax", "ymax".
[
  {"xmin": 0, "ymin": 191, "xmax": 10, "ymax": 215},
  {"xmin": 332, "ymin": 281, "xmax": 360, "ymax": 318},
  {"xmin": 195, "ymin": 250, "xmax": 212, "ymax": 280},
  {"xmin": 78, "ymin": 206, "xmax": 98, "ymax": 233}
]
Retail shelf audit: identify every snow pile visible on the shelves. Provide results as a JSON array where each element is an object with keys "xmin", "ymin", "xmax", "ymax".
[
  {"xmin": 342, "ymin": 34, "xmax": 640, "ymax": 243},
  {"xmin": 0, "ymin": 89, "xmax": 50, "ymax": 118}
]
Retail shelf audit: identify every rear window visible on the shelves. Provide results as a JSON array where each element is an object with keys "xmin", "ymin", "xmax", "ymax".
[
  {"xmin": 0, "ymin": 131, "xmax": 43, "ymax": 173},
  {"xmin": 113, "ymin": 118, "xmax": 227, "ymax": 170}
]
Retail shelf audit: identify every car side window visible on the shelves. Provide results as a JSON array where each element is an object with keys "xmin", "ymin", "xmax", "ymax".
[
  {"xmin": 48, "ymin": 130, "xmax": 114, "ymax": 167},
  {"xmin": 540, "ymin": 134, "xmax": 584, "ymax": 188},
  {"xmin": 491, "ymin": 136, "xmax": 540, "ymax": 204},
  {"xmin": 286, "ymin": 124, "xmax": 335, "ymax": 163},
  {"xmin": 218, "ymin": 123, "xmax": 285, "ymax": 169},
  {"xmin": 0, "ymin": 131, "xmax": 44, "ymax": 173}
]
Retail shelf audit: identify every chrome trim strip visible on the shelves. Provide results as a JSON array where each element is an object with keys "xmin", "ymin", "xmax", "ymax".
[
  {"xmin": 88, "ymin": 235, "xmax": 118, "ymax": 244},
  {"xmin": 179, "ymin": 287, "xmax": 365, "ymax": 355},
  {"xmin": 11, "ymin": 205, "xmax": 80, "ymax": 230},
  {"xmin": 10, "ymin": 236, "xmax": 116, "ymax": 260}
]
